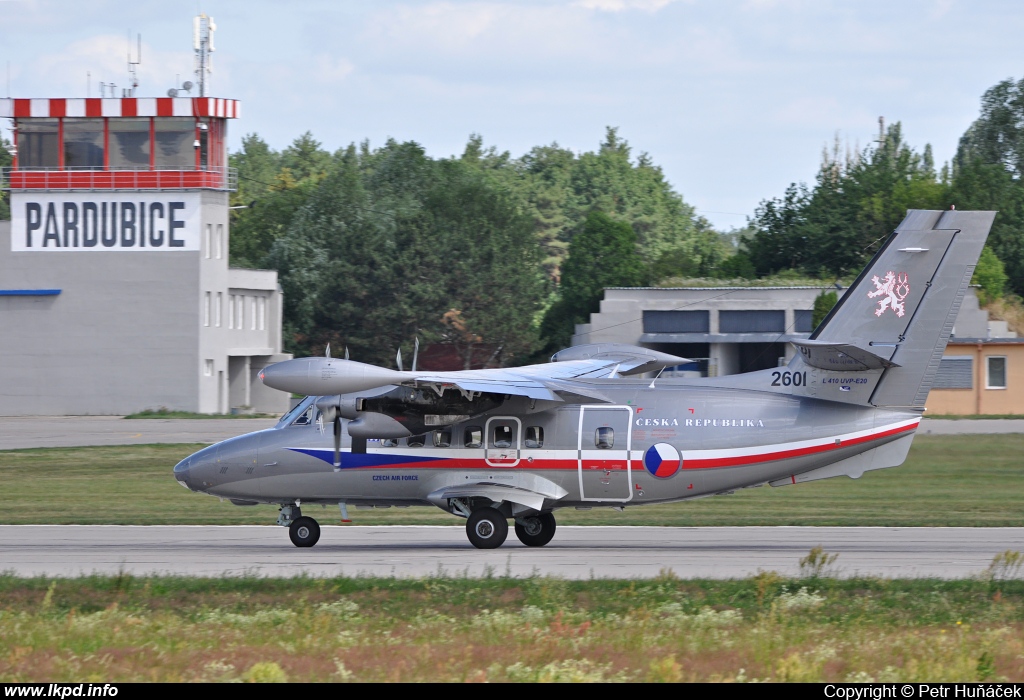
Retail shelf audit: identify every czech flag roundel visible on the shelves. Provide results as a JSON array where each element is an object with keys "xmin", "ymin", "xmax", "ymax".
[{"xmin": 643, "ymin": 443, "xmax": 681, "ymax": 479}]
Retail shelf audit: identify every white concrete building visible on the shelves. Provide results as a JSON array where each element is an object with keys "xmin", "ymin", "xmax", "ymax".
[{"xmin": 0, "ymin": 96, "xmax": 290, "ymax": 415}]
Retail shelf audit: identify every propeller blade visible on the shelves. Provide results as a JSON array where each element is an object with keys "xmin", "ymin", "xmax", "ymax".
[
  {"xmin": 333, "ymin": 415, "xmax": 342, "ymax": 469},
  {"xmin": 411, "ymin": 336, "xmax": 419, "ymax": 372},
  {"xmin": 396, "ymin": 347, "xmax": 403, "ymax": 372},
  {"xmin": 325, "ymin": 343, "xmax": 331, "ymax": 358},
  {"xmin": 344, "ymin": 346, "xmax": 350, "ymax": 361}
]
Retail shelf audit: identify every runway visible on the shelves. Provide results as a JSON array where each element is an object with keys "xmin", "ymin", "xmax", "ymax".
[{"xmin": 2, "ymin": 525, "xmax": 1021, "ymax": 579}]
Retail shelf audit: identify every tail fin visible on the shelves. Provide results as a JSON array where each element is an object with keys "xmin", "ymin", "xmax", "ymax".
[{"xmin": 808, "ymin": 209, "xmax": 995, "ymax": 408}]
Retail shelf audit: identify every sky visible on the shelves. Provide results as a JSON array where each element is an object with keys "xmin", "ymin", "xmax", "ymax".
[{"xmin": 3, "ymin": 0, "xmax": 1023, "ymax": 230}]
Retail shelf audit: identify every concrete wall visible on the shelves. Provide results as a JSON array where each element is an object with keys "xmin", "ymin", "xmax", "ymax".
[{"xmin": 0, "ymin": 219, "xmax": 200, "ymax": 415}]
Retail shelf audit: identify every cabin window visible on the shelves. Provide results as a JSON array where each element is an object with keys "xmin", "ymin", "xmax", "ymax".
[
  {"xmin": 595, "ymin": 427, "xmax": 615, "ymax": 449},
  {"xmin": 407, "ymin": 434, "xmax": 426, "ymax": 448},
  {"xmin": 380, "ymin": 438, "xmax": 398, "ymax": 447},
  {"xmin": 63, "ymin": 118, "xmax": 104, "ymax": 169},
  {"xmin": 525, "ymin": 426, "xmax": 544, "ymax": 448},
  {"xmin": 492, "ymin": 425, "xmax": 513, "ymax": 448},
  {"xmin": 16, "ymin": 119, "xmax": 59, "ymax": 168},
  {"xmin": 464, "ymin": 427, "xmax": 482, "ymax": 448},
  {"xmin": 433, "ymin": 429, "xmax": 452, "ymax": 448},
  {"xmin": 108, "ymin": 118, "xmax": 151, "ymax": 168}
]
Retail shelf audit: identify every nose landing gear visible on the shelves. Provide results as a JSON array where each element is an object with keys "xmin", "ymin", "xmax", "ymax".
[{"xmin": 278, "ymin": 504, "xmax": 321, "ymax": 548}]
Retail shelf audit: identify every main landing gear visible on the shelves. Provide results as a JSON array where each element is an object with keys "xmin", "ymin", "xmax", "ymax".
[
  {"xmin": 464, "ymin": 507, "xmax": 557, "ymax": 549},
  {"xmin": 279, "ymin": 504, "xmax": 321, "ymax": 548}
]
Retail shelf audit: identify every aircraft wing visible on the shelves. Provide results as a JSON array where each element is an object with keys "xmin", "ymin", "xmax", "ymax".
[{"xmin": 260, "ymin": 343, "xmax": 689, "ymax": 401}]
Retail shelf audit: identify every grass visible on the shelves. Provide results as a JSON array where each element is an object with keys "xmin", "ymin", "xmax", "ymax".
[
  {"xmin": 123, "ymin": 409, "xmax": 280, "ymax": 419},
  {"xmin": 0, "ymin": 573, "xmax": 1021, "ymax": 682},
  {"xmin": 0, "ymin": 435, "xmax": 1021, "ymax": 526}
]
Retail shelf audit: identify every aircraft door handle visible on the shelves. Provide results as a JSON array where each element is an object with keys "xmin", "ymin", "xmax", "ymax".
[{"xmin": 263, "ymin": 462, "xmax": 278, "ymax": 467}]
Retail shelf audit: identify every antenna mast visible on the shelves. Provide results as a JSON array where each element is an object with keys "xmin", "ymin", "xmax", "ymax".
[
  {"xmin": 125, "ymin": 32, "xmax": 141, "ymax": 97},
  {"xmin": 193, "ymin": 13, "xmax": 216, "ymax": 97}
]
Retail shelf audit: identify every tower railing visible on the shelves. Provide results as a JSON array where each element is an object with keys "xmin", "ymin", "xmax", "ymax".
[{"xmin": 1, "ymin": 166, "xmax": 237, "ymax": 192}]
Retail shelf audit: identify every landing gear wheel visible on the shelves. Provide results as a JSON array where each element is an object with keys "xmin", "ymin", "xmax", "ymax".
[
  {"xmin": 515, "ymin": 512, "xmax": 557, "ymax": 547},
  {"xmin": 466, "ymin": 507, "xmax": 508, "ymax": 549},
  {"xmin": 289, "ymin": 516, "xmax": 321, "ymax": 548}
]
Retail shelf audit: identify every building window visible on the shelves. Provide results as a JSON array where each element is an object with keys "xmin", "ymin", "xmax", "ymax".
[
  {"xmin": 215, "ymin": 292, "xmax": 222, "ymax": 327},
  {"xmin": 258, "ymin": 296, "xmax": 266, "ymax": 331},
  {"xmin": 643, "ymin": 310, "xmax": 709, "ymax": 334},
  {"xmin": 237, "ymin": 297, "xmax": 244, "ymax": 330},
  {"xmin": 251, "ymin": 296, "xmax": 257, "ymax": 330},
  {"xmin": 934, "ymin": 356, "xmax": 973, "ymax": 389},
  {"xmin": 153, "ymin": 117, "xmax": 195, "ymax": 170},
  {"xmin": 215, "ymin": 224, "xmax": 224, "ymax": 259},
  {"xmin": 15, "ymin": 118, "xmax": 59, "ymax": 168},
  {"xmin": 228, "ymin": 294, "xmax": 235, "ymax": 329},
  {"xmin": 720, "ymin": 310, "xmax": 786, "ymax": 333},
  {"xmin": 108, "ymin": 118, "xmax": 151, "ymax": 168},
  {"xmin": 987, "ymin": 356, "xmax": 1007, "ymax": 389},
  {"xmin": 794, "ymin": 310, "xmax": 815, "ymax": 333},
  {"xmin": 63, "ymin": 118, "xmax": 104, "ymax": 169},
  {"xmin": 204, "ymin": 225, "xmax": 211, "ymax": 259},
  {"xmin": 204, "ymin": 359, "xmax": 213, "ymax": 377},
  {"xmin": 204, "ymin": 292, "xmax": 211, "ymax": 327}
]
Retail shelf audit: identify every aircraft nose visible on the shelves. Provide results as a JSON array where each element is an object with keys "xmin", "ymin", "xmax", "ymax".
[
  {"xmin": 177, "ymin": 444, "xmax": 218, "ymax": 492},
  {"xmin": 173, "ymin": 455, "xmax": 193, "ymax": 490}
]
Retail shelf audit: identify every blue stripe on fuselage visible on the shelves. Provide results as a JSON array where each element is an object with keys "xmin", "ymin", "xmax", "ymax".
[{"xmin": 286, "ymin": 448, "xmax": 446, "ymax": 469}]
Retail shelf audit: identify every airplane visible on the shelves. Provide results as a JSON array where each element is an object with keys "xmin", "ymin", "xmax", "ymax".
[{"xmin": 174, "ymin": 209, "xmax": 995, "ymax": 549}]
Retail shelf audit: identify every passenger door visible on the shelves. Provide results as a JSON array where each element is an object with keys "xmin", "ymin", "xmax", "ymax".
[{"xmin": 578, "ymin": 406, "xmax": 633, "ymax": 502}]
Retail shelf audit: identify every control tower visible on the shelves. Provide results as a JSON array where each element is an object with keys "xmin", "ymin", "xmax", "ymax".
[{"xmin": 0, "ymin": 95, "xmax": 291, "ymax": 415}]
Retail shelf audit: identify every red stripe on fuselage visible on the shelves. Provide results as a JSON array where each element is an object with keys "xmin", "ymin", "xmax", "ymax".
[{"xmin": 682, "ymin": 421, "xmax": 918, "ymax": 470}]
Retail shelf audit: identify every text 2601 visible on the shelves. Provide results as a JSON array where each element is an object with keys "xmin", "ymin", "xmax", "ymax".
[{"xmin": 770, "ymin": 371, "xmax": 806, "ymax": 387}]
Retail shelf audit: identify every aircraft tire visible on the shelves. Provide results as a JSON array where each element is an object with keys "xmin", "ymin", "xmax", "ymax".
[
  {"xmin": 466, "ymin": 507, "xmax": 508, "ymax": 549},
  {"xmin": 514, "ymin": 512, "xmax": 556, "ymax": 547},
  {"xmin": 289, "ymin": 516, "xmax": 321, "ymax": 548}
]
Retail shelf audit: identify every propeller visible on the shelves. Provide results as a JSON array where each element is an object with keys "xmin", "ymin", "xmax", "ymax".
[
  {"xmin": 316, "ymin": 395, "xmax": 344, "ymax": 469},
  {"xmin": 332, "ymin": 411, "xmax": 342, "ymax": 468}
]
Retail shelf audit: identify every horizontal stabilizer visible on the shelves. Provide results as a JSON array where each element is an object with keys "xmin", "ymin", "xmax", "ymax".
[{"xmin": 790, "ymin": 340, "xmax": 901, "ymax": 371}]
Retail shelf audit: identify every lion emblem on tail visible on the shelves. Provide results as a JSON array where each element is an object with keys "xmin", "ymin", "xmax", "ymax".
[{"xmin": 867, "ymin": 271, "xmax": 910, "ymax": 317}]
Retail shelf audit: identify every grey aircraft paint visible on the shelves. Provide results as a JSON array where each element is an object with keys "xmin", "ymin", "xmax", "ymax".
[{"xmin": 174, "ymin": 209, "xmax": 996, "ymax": 548}]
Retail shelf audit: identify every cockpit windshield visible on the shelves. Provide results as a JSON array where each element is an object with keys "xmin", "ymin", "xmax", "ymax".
[{"xmin": 276, "ymin": 396, "xmax": 316, "ymax": 428}]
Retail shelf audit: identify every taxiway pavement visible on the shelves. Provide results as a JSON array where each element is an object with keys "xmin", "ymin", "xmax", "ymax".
[{"xmin": 2, "ymin": 525, "xmax": 1020, "ymax": 579}]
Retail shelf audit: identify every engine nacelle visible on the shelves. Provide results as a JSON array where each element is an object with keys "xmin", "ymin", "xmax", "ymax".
[{"xmin": 347, "ymin": 413, "xmax": 413, "ymax": 439}]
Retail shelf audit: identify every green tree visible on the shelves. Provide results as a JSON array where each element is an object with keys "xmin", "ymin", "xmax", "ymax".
[
  {"xmin": 951, "ymin": 78, "xmax": 1024, "ymax": 296},
  {"xmin": 229, "ymin": 133, "xmax": 328, "ymax": 268},
  {"xmin": 812, "ymin": 290, "xmax": 838, "ymax": 329},
  {"xmin": 972, "ymin": 246, "xmax": 1008, "ymax": 305},
  {"xmin": 0, "ymin": 136, "xmax": 11, "ymax": 221},
  {"xmin": 540, "ymin": 211, "xmax": 647, "ymax": 352},
  {"xmin": 749, "ymin": 125, "xmax": 948, "ymax": 278},
  {"xmin": 270, "ymin": 141, "xmax": 544, "ymax": 366}
]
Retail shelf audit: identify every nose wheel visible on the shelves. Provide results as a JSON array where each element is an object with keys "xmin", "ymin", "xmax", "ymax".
[
  {"xmin": 289, "ymin": 516, "xmax": 321, "ymax": 547},
  {"xmin": 466, "ymin": 507, "xmax": 508, "ymax": 549}
]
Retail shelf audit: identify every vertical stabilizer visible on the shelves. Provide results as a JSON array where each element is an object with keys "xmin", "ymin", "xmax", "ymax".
[{"xmin": 809, "ymin": 209, "xmax": 995, "ymax": 408}]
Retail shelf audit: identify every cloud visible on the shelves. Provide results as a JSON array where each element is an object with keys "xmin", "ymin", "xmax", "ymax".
[
  {"xmin": 572, "ymin": 0, "xmax": 681, "ymax": 11},
  {"xmin": 31, "ymin": 34, "xmax": 192, "ymax": 97}
]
